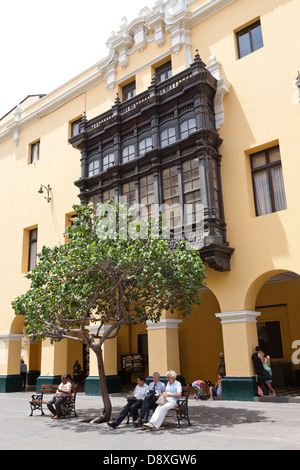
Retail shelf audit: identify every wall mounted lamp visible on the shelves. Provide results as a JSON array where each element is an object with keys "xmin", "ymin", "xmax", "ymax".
[{"xmin": 38, "ymin": 184, "xmax": 52, "ymax": 203}]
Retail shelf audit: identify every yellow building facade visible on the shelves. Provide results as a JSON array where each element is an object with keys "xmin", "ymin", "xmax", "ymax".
[{"xmin": 1, "ymin": 0, "xmax": 300, "ymax": 400}]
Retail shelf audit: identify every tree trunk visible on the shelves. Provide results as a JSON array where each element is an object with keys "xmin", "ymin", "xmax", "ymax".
[{"xmin": 90, "ymin": 345, "xmax": 112, "ymax": 423}]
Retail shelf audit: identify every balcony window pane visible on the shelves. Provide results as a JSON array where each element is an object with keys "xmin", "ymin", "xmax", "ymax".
[
  {"xmin": 103, "ymin": 153, "xmax": 115, "ymax": 171},
  {"xmin": 180, "ymin": 118, "xmax": 197, "ymax": 139},
  {"xmin": 89, "ymin": 160, "xmax": 100, "ymax": 177},
  {"xmin": 139, "ymin": 138, "xmax": 152, "ymax": 155},
  {"xmin": 122, "ymin": 145, "xmax": 135, "ymax": 163},
  {"xmin": 122, "ymin": 181, "xmax": 136, "ymax": 208},
  {"xmin": 161, "ymin": 128, "xmax": 176, "ymax": 147}
]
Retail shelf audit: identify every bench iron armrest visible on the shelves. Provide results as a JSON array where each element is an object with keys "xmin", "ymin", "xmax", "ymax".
[
  {"xmin": 176, "ymin": 397, "xmax": 187, "ymax": 408},
  {"xmin": 30, "ymin": 394, "xmax": 43, "ymax": 401}
]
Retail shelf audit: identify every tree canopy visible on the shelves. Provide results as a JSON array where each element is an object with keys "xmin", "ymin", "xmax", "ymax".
[{"xmin": 12, "ymin": 203, "xmax": 206, "ymax": 421}]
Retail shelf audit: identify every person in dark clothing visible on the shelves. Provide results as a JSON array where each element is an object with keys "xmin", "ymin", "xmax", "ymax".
[
  {"xmin": 252, "ymin": 346, "xmax": 272, "ymax": 396},
  {"xmin": 73, "ymin": 360, "xmax": 82, "ymax": 385}
]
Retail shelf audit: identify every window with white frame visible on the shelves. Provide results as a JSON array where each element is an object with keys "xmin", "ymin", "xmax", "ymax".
[
  {"xmin": 88, "ymin": 160, "xmax": 100, "ymax": 177},
  {"xmin": 103, "ymin": 153, "xmax": 115, "ymax": 171},
  {"xmin": 122, "ymin": 145, "xmax": 136, "ymax": 163}
]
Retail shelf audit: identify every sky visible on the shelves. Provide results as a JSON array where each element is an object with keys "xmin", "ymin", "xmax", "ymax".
[{"xmin": 0, "ymin": 0, "xmax": 157, "ymax": 119}]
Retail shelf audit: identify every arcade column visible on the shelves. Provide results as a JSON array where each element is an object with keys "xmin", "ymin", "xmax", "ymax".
[
  {"xmin": 215, "ymin": 310, "xmax": 261, "ymax": 401},
  {"xmin": 146, "ymin": 318, "xmax": 185, "ymax": 384}
]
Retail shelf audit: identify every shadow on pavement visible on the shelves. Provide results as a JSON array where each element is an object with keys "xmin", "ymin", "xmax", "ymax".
[{"xmin": 45, "ymin": 403, "xmax": 270, "ymax": 435}]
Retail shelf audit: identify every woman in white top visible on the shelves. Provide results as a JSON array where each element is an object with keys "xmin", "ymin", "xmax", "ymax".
[{"xmin": 143, "ymin": 370, "xmax": 182, "ymax": 430}]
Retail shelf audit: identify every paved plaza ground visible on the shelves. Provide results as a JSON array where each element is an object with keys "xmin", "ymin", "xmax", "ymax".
[{"xmin": 0, "ymin": 391, "xmax": 299, "ymax": 452}]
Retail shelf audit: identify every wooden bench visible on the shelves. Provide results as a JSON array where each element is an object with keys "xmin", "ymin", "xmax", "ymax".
[{"xmin": 29, "ymin": 384, "xmax": 78, "ymax": 418}]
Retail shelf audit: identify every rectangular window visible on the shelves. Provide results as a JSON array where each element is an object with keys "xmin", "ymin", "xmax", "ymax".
[
  {"xmin": 122, "ymin": 145, "xmax": 136, "ymax": 163},
  {"xmin": 155, "ymin": 61, "xmax": 172, "ymax": 83},
  {"xmin": 180, "ymin": 118, "xmax": 197, "ymax": 139},
  {"xmin": 139, "ymin": 138, "xmax": 153, "ymax": 155},
  {"xmin": 88, "ymin": 160, "xmax": 100, "ymax": 177},
  {"xmin": 28, "ymin": 228, "xmax": 38, "ymax": 271},
  {"xmin": 71, "ymin": 118, "xmax": 81, "ymax": 137},
  {"xmin": 30, "ymin": 141, "xmax": 40, "ymax": 164},
  {"xmin": 103, "ymin": 153, "xmax": 115, "ymax": 171},
  {"xmin": 251, "ymin": 146, "xmax": 287, "ymax": 216},
  {"xmin": 162, "ymin": 166, "xmax": 180, "ymax": 229},
  {"xmin": 237, "ymin": 20, "xmax": 264, "ymax": 59},
  {"xmin": 122, "ymin": 81, "xmax": 136, "ymax": 101},
  {"xmin": 102, "ymin": 188, "xmax": 115, "ymax": 204},
  {"xmin": 161, "ymin": 128, "xmax": 176, "ymax": 148},
  {"xmin": 122, "ymin": 181, "xmax": 136, "ymax": 208},
  {"xmin": 140, "ymin": 174, "xmax": 154, "ymax": 219},
  {"xmin": 88, "ymin": 195, "xmax": 101, "ymax": 207},
  {"xmin": 183, "ymin": 159, "xmax": 201, "ymax": 226}
]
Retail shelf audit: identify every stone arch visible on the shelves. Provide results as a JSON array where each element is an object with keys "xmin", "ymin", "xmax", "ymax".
[
  {"xmin": 252, "ymin": 269, "xmax": 300, "ymax": 387},
  {"xmin": 244, "ymin": 269, "xmax": 296, "ymax": 311}
]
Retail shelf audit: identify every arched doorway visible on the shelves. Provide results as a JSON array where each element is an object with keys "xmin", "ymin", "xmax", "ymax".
[
  {"xmin": 254, "ymin": 271, "xmax": 300, "ymax": 393},
  {"xmin": 179, "ymin": 286, "xmax": 223, "ymax": 387}
]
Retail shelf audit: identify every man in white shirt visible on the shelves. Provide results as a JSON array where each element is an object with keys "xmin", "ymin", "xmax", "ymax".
[
  {"xmin": 107, "ymin": 375, "xmax": 149, "ymax": 429},
  {"xmin": 47, "ymin": 375, "xmax": 72, "ymax": 419}
]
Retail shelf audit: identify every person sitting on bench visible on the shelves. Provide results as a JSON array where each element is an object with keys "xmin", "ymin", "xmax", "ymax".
[
  {"xmin": 107, "ymin": 375, "xmax": 149, "ymax": 429},
  {"xmin": 133, "ymin": 372, "xmax": 166, "ymax": 426},
  {"xmin": 47, "ymin": 375, "xmax": 72, "ymax": 419},
  {"xmin": 143, "ymin": 370, "xmax": 182, "ymax": 431}
]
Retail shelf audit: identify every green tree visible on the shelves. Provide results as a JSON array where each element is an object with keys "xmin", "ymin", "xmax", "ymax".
[{"xmin": 12, "ymin": 203, "xmax": 206, "ymax": 423}]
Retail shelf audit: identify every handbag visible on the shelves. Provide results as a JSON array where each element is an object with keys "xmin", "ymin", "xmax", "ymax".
[{"xmin": 156, "ymin": 395, "xmax": 166, "ymax": 406}]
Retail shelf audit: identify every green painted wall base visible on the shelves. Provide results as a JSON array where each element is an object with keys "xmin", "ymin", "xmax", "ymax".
[
  {"xmin": 0, "ymin": 375, "xmax": 23, "ymax": 393},
  {"xmin": 85, "ymin": 375, "xmax": 122, "ymax": 396},
  {"xmin": 222, "ymin": 376, "xmax": 256, "ymax": 401},
  {"xmin": 36, "ymin": 375, "xmax": 61, "ymax": 393}
]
